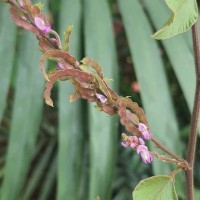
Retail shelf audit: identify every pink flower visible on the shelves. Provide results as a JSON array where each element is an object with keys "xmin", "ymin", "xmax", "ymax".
[
  {"xmin": 121, "ymin": 134, "xmax": 153, "ymax": 164},
  {"xmin": 137, "ymin": 145, "xmax": 153, "ymax": 164},
  {"xmin": 34, "ymin": 16, "xmax": 51, "ymax": 33},
  {"xmin": 121, "ymin": 135, "xmax": 139, "ymax": 149},
  {"xmin": 96, "ymin": 94, "xmax": 107, "ymax": 103},
  {"xmin": 138, "ymin": 123, "xmax": 151, "ymax": 140},
  {"xmin": 19, "ymin": 0, "xmax": 25, "ymax": 8},
  {"xmin": 139, "ymin": 138, "xmax": 145, "ymax": 145}
]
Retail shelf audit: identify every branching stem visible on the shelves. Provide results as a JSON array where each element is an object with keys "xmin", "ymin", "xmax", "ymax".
[{"xmin": 185, "ymin": 22, "xmax": 200, "ymax": 200}]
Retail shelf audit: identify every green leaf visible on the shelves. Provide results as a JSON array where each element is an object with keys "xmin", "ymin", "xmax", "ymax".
[
  {"xmin": 22, "ymin": 143, "xmax": 55, "ymax": 200},
  {"xmin": 57, "ymin": 0, "xmax": 84, "ymax": 200},
  {"xmin": 153, "ymin": 0, "xmax": 198, "ymax": 39},
  {"xmin": 1, "ymin": 22, "xmax": 44, "ymax": 200},
  {"xmin": 38, "ymin": 157, "xmax": 57, "ymax": 200},
  {"xmin": 143, "ymin": 0, "xmax": 197, "ymax": 132},
  {"xmin": 0, "ymin": 4, "xmax": 17, "ymax": 123},
  {"xmin": 133, "ymin": 175, "xmax": 178, "ymax": 200},
  {"xmin": 84, "ymin": 0, "xmax": 119, "ymax": 199}
]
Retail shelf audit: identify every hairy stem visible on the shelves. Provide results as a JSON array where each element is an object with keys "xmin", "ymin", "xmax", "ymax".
[
  {"xmin": 151, "ymin": 136, "xmax": 186, "ymax": 163},
  {"xmin": 185, "ymin": 22, "xmax": 200, "ymax": 200}
]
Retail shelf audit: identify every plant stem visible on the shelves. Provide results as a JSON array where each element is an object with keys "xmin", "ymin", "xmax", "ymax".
[
  {"xmin": 185, "ymin": 22, "xmax": 200, "ymax": 200},
  {"xmin": 151, "ymin": 136, "xmax": 186, "ymax": 163}
]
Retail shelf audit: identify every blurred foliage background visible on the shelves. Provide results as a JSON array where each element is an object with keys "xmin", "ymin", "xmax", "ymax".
[{"xmin": 0, "ymin": 0, "xmax": 200, "ymax": 199}]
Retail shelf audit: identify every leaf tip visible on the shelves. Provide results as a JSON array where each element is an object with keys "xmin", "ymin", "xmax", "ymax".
[{"xmin": 151, "ymin": 31, "xmax": 163, "ymax": 40}]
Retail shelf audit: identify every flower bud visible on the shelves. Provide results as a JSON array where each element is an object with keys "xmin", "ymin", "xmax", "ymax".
[{"xmin": 138, "ymin": 123, "xmax": 151, "ymax": 140}]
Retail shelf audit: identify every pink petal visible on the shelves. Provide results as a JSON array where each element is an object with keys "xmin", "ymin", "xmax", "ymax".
[
  {"xmin": 121, "ymin": 142, "xmax": 129, "ymax": 148},
  {"xmin": 43, "ymin": 24, "xmax": 51, "ymax": 33},
  {"xmin": 136, "ymin": 145, "xmax": 148, "ymax": 154},
  {"xmin": 130, "ymin": 143, "xmax": 137, "ymax": 149},
  {"xmin": 138, "ymin": 123, "xmax": 151, "ymax": 140},
  {"xmin": 142, "ymin": 130, "xmax": 151, "ymax": 140},
  {"xmin": 57, "ymin": 62, "xmax": 65, "ymax": 70},
  {"xmin": 139, "ymin": 138, "xmax": 145, "ymax": 145},
  {"xmin": 138, "ymin": 123, "xmax": 147, "ymax": 132},
  {"xmin": 140, "ymin": 151, "xmax": 153, "ymax": 164},
  {"xmin": 137, "ymin": 145, "xmax": 153, "ymax": 164},
  {"xmin": 96, "ymin": 93, "xmax": 107, "ymax": 103},
  {"xmin": 19, "ymin": 0, "xmax": 25, "ymax": 8},
  {"xmin": 34, "ymin": 17, "xmax": 51, "ymax": 33},
  {"xmin": 129, "ymin": 136, "xmax": 138, "ymax": 142}
]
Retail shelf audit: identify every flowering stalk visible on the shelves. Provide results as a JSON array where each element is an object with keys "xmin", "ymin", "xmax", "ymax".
[{"xmin": 0, "ymin": 0, "xmax": 189, "ymax": 168}]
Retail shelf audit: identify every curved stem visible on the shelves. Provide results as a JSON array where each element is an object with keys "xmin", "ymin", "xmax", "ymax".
[
  {"xmin": 169, "ymin": 167, "xmax": 182, "ymax": 179},
  {"xmin": 185, "ymin": 22, "xmax": 200, "ymax": 200}
]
